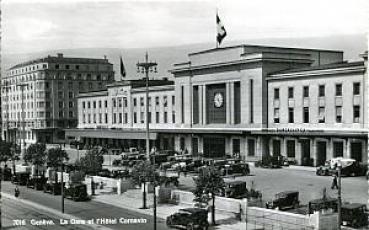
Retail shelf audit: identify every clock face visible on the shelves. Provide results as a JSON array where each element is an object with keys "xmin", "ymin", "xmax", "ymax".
[{"xmin": 214, "ymin": 92, "xmax": 224, "ymax": 108}]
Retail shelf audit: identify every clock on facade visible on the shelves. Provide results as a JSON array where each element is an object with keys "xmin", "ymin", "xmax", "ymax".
[{"xmin": 214, "ymin": 92, "xmax": 224, "ymax": 108}]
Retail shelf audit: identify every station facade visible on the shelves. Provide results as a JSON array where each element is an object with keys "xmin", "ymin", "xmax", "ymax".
[{"xmin": 65, "ymin": 45, "xmax": 368, "ymax": 166}]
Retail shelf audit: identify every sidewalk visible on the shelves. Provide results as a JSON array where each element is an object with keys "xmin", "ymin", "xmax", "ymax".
[{"xmin": 91, "ymin": 188, "xmax": 257, "ymax": 230}]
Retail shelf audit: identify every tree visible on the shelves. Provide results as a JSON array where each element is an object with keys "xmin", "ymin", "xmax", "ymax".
[
  {"xmin": 46, "ymin": 147, "xmax": 70, "ymax": 183},
  {"xmin": 80, "ymin": 147, "xmax": 104, "ymax": 175},
  {"xmin": 0, "ymin": 141, "xmax": 13, "ymax": 166},
  {"xmin": 24, "ymin": 143, "xmax": 47, "ymax": 175},
  {"xmin": 193, "ymin": 166, "xmax": 225, "ymax": 225},
  {"xmin": 131, "ymin": 161, "xmax": 156, "ymax": 185}
]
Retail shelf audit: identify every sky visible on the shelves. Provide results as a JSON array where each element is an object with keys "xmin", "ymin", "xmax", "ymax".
[{"xmin": 1, "ymin": 0, "xmax": 368, "ymax": 54}]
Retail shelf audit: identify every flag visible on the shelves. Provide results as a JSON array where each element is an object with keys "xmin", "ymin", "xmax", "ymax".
[
  {"xmin": 216, "ymin": 13, "xmax": 227, "ymax": 46},
  {"xmin": 120, "ymin": 56, "xmax": 126, "ymax": 79}
]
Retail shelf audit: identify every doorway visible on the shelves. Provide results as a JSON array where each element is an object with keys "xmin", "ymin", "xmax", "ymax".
[
  {"xmin": 316, "ymin": 141, "xmax": 327, "ymax": 166},
  {"xmin": 300, "ymin": 139, "xmax": 311, "ymax": 166},
  {"xmin": 351, "ymin": 142, "xmax": 362, "ymax": 162}
]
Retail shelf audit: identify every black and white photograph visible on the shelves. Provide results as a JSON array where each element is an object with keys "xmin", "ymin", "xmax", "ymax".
[{"xmin": 0, "ymin": 0, "xmax": 368, "ymax": 229}]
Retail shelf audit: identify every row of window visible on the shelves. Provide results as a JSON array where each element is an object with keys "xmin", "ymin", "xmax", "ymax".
[
  {"xmin": 82, "ymin": 111, "xmax": 176, "ymax": 124},
  {"xmin": 274, "ymin": 105, "xmax": 360, "ymax": 123},
  {"xmin": 4, "ymin": 110, "xmax": 74, "ymax": 120},
  {"xmin": 274, "ymin": 82, "xmax": 361, "ymax": 99},
  {"xmin": 131, "ymin": 95, "xmax": 175, "ymax": 107}
]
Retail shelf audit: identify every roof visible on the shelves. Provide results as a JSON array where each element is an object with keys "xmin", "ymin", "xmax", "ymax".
[
  {"xmin": 9, "ymin": 54, "xmax": 112, "ymax": 70},
  {"xmin": 269, "ymin": 61, "xmax": 364, "ymax": 75},
  {"xmin": 106, "ymin": 79, "xmax": 174, "ymax": 88},
  {"xmin": 189, "ymin": 44, "xmax": 343, "ymax": 56},
  {"xmin": 342, "ymin": 203, "xmax": 366, "ymax": 209}
]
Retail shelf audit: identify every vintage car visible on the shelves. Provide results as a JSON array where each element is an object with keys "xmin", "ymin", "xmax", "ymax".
[
  {"xmin": 158, "ymin": 175, "xmax": 179, "ymax": 187},
  {"xmin": 316, "ymin": 158, "xmax": 363, "ymax": 177},
  {"xmin": 166, "ymin": 208, "xmax": 209, "ymax": 230},
  {"xmin": 255, "ymin": 155, "xmax": 283, "ymax": 169},
  {"xmin": 266, "ymin": 191, "xmax": 300, "ymax": 210},
  {"xmin": 308, "ymin": 197, "xmax": 338, "ymax": 214},
  {"xmin": 26, "ymin": 176, "xmax": 48, "ymax": 190},
  {"xmin": 220, "ymin": 163, "xmax": 250, "ymax": 176},
  {"xmin": 341, "ymin": 203, "xmax": 368, "ymax": 228},
  {"xmin": 2, "ymin": 166, "xmax": 12, "ymax": 181},
  {"xmin": 220, "ymin": 181, "xmax": 248, "ymax": 199},
  {"xmin": 11, "ymin": 172, "xmax": 31, "ymax": 186},
  {"xmin": 111, "ymin": 169, "xmax": 130, "ymax": 178},
  {"xmin": 64, "ymin": 183, "xmax": 89, "ymax": 201},
  {"xmin": 43, "ymin": 182, "xmax": 64, "ymax": 195}
]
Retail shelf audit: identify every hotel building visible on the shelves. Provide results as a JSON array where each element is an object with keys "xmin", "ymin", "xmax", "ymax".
[
  {"xmin": 65, "ymin": 45, "xmax": 368, "ymax": 166},
  {"xmin": 1, "ymin": 53, "xmax": 114, "ymax": 149}
]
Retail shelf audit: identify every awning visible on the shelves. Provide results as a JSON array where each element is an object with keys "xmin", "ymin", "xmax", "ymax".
[
  {"xmin": 154, "ymin": 128, "xmax": 244, "ymax": 135},
  {"xmin": 251, "ymin": 130, "xmax": 368, "ymax": 138},
  {"xmin": 65, "ymin": 128, "xmax": 158, "ymax": 140}
]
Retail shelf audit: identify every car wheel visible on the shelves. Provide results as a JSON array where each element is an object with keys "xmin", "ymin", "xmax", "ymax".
[{"xmin": 186, "ymin": 223, "xmax": 194, "ymax": 230}]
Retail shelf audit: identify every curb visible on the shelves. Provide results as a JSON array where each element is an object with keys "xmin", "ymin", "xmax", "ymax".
[{"xmin": 1, "ymin": 192, "xmax": 113, "ymax": 230}]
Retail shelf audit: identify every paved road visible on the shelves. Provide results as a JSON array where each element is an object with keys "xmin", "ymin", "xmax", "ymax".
[
  {"xmin": 2, "ymin": 195, "xmax": 97, "ymax": 230},
  {"xmin": 2, "ymin": 181, "xmax": 170, "ymax": 230},
  {"xmin": 177, "ymin": 166, "xmax": 368, "ymax": 206}
]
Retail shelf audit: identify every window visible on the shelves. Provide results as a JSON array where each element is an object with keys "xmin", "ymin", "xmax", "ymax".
[
  {"xmin": 303, "ymin": 86, "xmax": 309, "ymax": 98},
  {"xmin": 118, "ymin": 98, "xmax": 122, "ymax": 107},
  {"xmin": 274, "ymin": 88, "xmax": 279, "ymax": 100},
  {"xmin": 99, "ymin": 113, "xmax": 102, "ymax": 123},
  {"xmin": 76, "ymin": 65, "xmax": 80, "ymax": 70},
  {"xmin": 319, "ymin": 85, "xmax": 325, "ymax": 97},
  {"xmin": 335, "ymin": 84, "xmax": 342, "ymax": 96},
  {"xmin": 155, "ymin": 96, "xmax": 160, "ymax": 105},
  {"xmin": 163, "ymin": 96, "xmax": 168, "ymax": 107},
  {"xmin": 273, "ymin": 108, "xmax": 280, "ymax": 123},
  {"xmin": 66, "ymin": 65, "xmax": 70, "ymax": 70},
  {"xmin": 133, "ymin": 112, "xmax": 137, "ymax": 123},
  {"xmin": 140, "ymin": 97, "xmax": 144, "ymax": 106},
  {"xmin": 119, "ymin": 113, "xmax": 122, "ymax": 123},
  {"xmin": 113, "ymin": 113, "xmax": 116, "ymax": 124},
  {"xmin": 69, "ymin": 101, "xmax": 73, "ymax": 108},
  {"xmin": 105, "ymin": 113, "xmax": 108, "ymax": 123},
  {"xmin": 288, "ymin": 87, "xmax": 294, "ymax": 99},
  {"xmin": 303, "ymin": 107, "xmax": 309, "ymax": 123},
  {"xmin": 104, "ymin": 100, "xmax": 108, "ymax": 108},
  {"xmin": 59, "ymin": 101, "xmax": 64, "ymax": 108},
  {"xmin": 98, "ymin": 100, "xmax": 101, "ymax": 108},
  {"xmin": 172, "ymin": 95, "xmax": 175, "ymax": 105},
  {"xmin": 82, "ymin": 101, "xmax": 86, "ymax": 109},
  {"xmin": 55, "ymin": 64, "xmax": 59, "ymax": 69},
  {"xmin": 318, "ymin": 107, "xmax": 325, "ymax": 123},
  {"xmin": 288, "ymin": 108, "xmax": 294, "ymax": 123},
  {"xmin": 83, "ymin": 114, "xmax": 86, "ymax": 123},
  {"xmin": 353, "ymin": 106, "xmax": 360, "ymax": 123},
  {"xmin": 112, "ymin": 99, "xmax": 116, "ymax": 107},
  {"xmin": 58, "ymin": 91, "xmax": 64, "ymax": 98},
  {"xmin": 172, "ymin": 111, "xmax": 175, "ymax": 123},
  {"xmin": 148, "ymin": 112, "xmax": 152, "ymax": 123},
  {"xmin": 156, "ymin": 112, "xmax": 160, "ymax": 123},
  {"xmin": 93, "ymin": 101, "xmax": 96, "ymax": 108},
  {"xmin": 87, "ymin": 102, "xmax": 91, "ymax": 108},
  {"xmin": 124, "ymin": 113, "xmax": 128, "ymax": 124},
  {"xmin": 140, "ymin": 112, "xmax": 144, "ymax": 123},
  {"xmin": 336, "ymin": 106, "xmax": 342, "ymax": 123},
  {"xmin": 88, "ymin": 82, "xmax": 93, "ymax": 89},
  {"xmin": 93, "ymin": 114, "xmax": 96, "ymax": 123},
  {"xmin": 286, "ymin": 140, "xmax": 295, "ymax": 157},
  {"xmin": 133, "ymin": 98, "xmax": 137, "ymax": 106},
  {"xmin": 123, "ymin": 98, "xmax": 127, "ymax": 107},
  {"xmin": 248, "ymin": 139, "xmax": 255, "ymax": 156},
  {"xmin": 353, "ymin": 82, "xmax": 360, "ymax": 95},
  {"xmin": 164, "ymin": 112, "xmax": 168, "ymax": 123}
]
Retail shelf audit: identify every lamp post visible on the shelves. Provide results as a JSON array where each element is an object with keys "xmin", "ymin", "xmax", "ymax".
[
  {"xmin": 337, "ymin": 160, "xmax": 342, "ymax": 230},
  {"xmin": 136, "ymin": 52, "xmax": 157, "ymax": 229}
]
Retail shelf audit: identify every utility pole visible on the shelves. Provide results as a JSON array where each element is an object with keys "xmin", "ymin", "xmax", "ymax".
[
  {"xmin": 136, "ymin": 52, "xmax": 157, "ymax": 229},
  {"xmin": 337, "ymin": 161, "xmax": 342, "ymax": 230}
]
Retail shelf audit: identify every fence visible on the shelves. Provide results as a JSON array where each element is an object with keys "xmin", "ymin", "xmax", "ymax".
[{"xmin": 245, "ymin": 207, "xmax": 314, "ymax": 230}]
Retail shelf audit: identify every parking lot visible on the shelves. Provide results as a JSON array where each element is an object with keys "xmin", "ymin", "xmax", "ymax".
[{"xmin": 176, "ymin": 165, "xmax": 368, "ymax": 207}]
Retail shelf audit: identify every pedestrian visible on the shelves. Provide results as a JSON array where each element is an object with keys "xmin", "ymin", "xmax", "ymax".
[
  {"xmin": 331, "ymin": 173, "xmax": 338, "ymax": 189},
  {"xmin": 15, "ymin": 186, "xmax": 20, "ymax": 197}
]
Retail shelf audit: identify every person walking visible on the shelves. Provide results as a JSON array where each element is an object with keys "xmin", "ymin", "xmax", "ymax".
[
  {"xmin": 14, "ymin": 186, "xmax": 20, "ymax": 197},
  {"xmin": 331, "ymin": 173, "xmax": 338, "ymax": 189}
]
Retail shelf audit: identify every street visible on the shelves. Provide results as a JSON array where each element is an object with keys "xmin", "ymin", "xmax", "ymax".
[
  {"xmin": 1, "ymin": 181, "xmax": 170, "ymax": 230},
  {"xmin": 177, "ymin": 166, "xmax": 368, "ymax": 206}
]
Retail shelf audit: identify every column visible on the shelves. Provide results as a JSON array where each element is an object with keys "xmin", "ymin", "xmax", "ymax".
[
  {"xmin": 281, "ymin": 138, "xmax": 287, "ymax": 158},
  {"xmin": 295, "ymin": 139, "xmax": 302, "ymax": 165},
  {"xmin": 345, "ymin": 139, "xmax": 351, "ymax": 159},
  {"xmin": 311, "ymin": 138, "xmax": 318, "ymax": 166},
  {"xmin": 230, "ymin": 82, "xmax": 235, "ymax": 124},
  {"xmin": 327, "ymin": 138, "xmax": 333, "ymax": 160},
  {"xmin": 226, "ymin": 83, "xmax": 231, "ymax": 124},
  {"xmin": 202, "ymin": 85, "xmax": 207, "ymax": 124},
  {"xmin": 199, "ymin": 85, "xmax": 203, "ymax": 125}
]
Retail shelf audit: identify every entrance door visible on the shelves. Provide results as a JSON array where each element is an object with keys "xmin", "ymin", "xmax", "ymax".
[
  {"xmin": 203, "ymin": 137, "xmax": 225, "ymax": 158},
  {"xmin": 272, "ymin": 140, "xmax": 281, "ymax": 156},
  {"xmin": 316, "ymin": 141, "xmax": 327, "ymax": 166},
  {"xmin": 300, "ymin": 139, "xmax": 311, "ymax": 166},
  {"xmin": 351, "ymin": 142, "xmax": 362, "ymax": 162}
]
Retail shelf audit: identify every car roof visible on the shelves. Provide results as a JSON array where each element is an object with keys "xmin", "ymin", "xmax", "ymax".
[
  {"xmin": 342, "ymin": 203, "xmax": 366, "ymax": 209},
  {"xmin": 179, "ymin": 208, "xmax": 206, "ymax": 213}
]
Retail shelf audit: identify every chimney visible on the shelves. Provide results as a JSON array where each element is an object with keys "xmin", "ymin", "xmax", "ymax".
[{"xmin": 57, "ymin": 53, "xmax": 63, "ymax": 58}]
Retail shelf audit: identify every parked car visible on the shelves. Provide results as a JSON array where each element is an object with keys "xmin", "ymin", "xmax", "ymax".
[
  {"xmin": 220, "ymin": 163, "xmax": 250, "ymax": 176},
  {"xmin": 308, "ymin": 197, "xmax": 338, "ymax": 214},
  {"xmin": 159, "ymin": 175, "xmax": 179, "ymax": 187},
  {"xmin": 11, "ymin": 172, "xmax": 30, "ymax": 186},
  {"xmin": 2, "ymin": 166, "xmax": 12, "ymax": 181},
  {"xmin": 97, "ymin": 169, "xmax": 112, "ymax": 178},
  {"xmin": 43, "ymin": 182, "xmax": 64, "ymax": 195},
  {"xmin": 219, "ymin": 181, "xmax": 247, "ymax": 199},
  {"xmin": 266, "ymin": 191, "xmax": 300, "ymax": 210},
  {"xmin": 26, "ymin": 176, "xmax": 47, "ymax": 190},
  {"xmin": 341, "ymin": 203, "xmax": 368, "ymax": 228},
  {"xmin": 316, "ymin": 158, "xmax": 363, "ymax": 177},
  {"xmin": 166, "ymin": 208, "xmax": 209, "ymax": 230},
  {"xmin": 255, "ymin": 155, "xmax": 283, "ymax": 168},
  {"xmin": 64, "ymin": 183, "xmax": 89, "ymax": 201}
]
